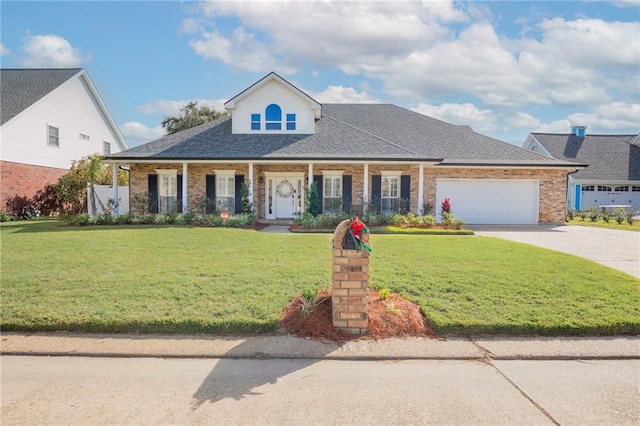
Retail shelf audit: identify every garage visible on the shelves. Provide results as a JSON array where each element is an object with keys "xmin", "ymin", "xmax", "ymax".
[{"xmin": 435, "ymin": 179, "xmax": 539, "ymax": 225}]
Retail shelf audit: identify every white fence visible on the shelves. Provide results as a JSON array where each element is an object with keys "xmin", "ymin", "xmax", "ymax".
[{"xmin": 87, "ymin": 184, "xmax": 129, "ymax": 217}]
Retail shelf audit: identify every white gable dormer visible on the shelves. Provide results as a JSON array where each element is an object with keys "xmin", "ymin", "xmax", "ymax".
[{"xmin": 224, "ymin": 72, "xmax": 321, "ymax": 135}]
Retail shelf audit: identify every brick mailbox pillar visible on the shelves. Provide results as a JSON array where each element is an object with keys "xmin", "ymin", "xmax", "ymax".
[{"xmin": 331, "ymin": 219, "xmax": 370, "ymax": 335}]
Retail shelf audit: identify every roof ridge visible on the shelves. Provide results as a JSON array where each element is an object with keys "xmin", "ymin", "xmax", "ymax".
[{"xmin": 323, "ymin": 115, "xmax": 422, "ymax": 158}]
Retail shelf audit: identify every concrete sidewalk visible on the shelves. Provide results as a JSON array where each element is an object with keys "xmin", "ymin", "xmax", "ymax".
[{"xmin": 2, "ymin": 332, "xmax": 638, "ymax": 360}]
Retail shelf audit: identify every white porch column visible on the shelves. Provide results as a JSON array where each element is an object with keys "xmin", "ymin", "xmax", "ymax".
[
  {"xmin": 248, "ymin": 162, "xmax": 254, "ymax": 213},
  {"xmin": 418, "ymin": 163, "xmax": 424, "ymax": 216},
  {"xmin": 308, "ymin": 163, "xmax": 314, "ymax": 189},
  {"xmin": 182, "ymin": 163, "xmax": 188, "ymax": 214},
  {"xmin": 363, "ymin": 163, "xmax": 369, "ymax": 213},
  {"xmin": 112, "ymin": 163, "xmax": 119, "ymax": 215}
]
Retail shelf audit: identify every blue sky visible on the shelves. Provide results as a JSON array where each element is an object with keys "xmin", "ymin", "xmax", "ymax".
[{"xmin": 2, "ymin": 0, "xmax": 639, "ymax": 147}]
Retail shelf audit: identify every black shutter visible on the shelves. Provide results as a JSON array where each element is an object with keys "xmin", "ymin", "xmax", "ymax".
[
  {"xmin": 206, "ymin": 175, "xmax": 216, "ymax": 213},
  {"xmin": 313, "ymin": 175, "xmax": 323, "ymax": 214},
  {"xmin": 177, "ymin": 175, "xmax": 183, "ymax": 213},
  {"xmin": 371, "ymin": 175, "xmax": 381, "ymax": 213},
  {"xmin": 342, "ymin": 175, "xmax": 352, "ymax": 213},
  {"xmin": 400, "ymin": 175, "xmax": 411, "ymax": 214},
  {"xmin": 234, "ymin": 175, "xmax": 244, "ymax": 214},
  {"xmin": 148, "ymin": 174, "xmax": 158, "ymax": 213}
]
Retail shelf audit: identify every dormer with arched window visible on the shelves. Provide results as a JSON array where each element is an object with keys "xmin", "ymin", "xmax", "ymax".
[{"xmin": 224, "ymin": 72, "xmax": 321, "ymax": 135}]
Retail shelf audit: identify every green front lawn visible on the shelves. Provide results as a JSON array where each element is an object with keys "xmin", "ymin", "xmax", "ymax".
[
  {"xmin": 1, "ymin": 219, "xmax": 638, "ymax": 335},
  {"xmin": 566, "ymin": 217, "xmax": 640, "ymax": 232}
]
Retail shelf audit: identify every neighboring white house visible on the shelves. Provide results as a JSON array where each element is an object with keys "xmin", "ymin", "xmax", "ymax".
[
  {"xmin": 0, "ymin": 68, "xmax": 128, "ymax": 208},
  {"xmin": 523, "ymin": 127, "xmax": 640, "ymax": 212}
]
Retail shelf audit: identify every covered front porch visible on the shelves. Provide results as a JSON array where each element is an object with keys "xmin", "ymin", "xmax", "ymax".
[{"xmin": 106, "ymin": 160, "xmax": 436, "ymax": 219}]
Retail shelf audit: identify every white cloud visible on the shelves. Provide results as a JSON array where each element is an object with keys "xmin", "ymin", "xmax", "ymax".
[
  {"xmin": 567, "ymin": 102, "xmax": 640, "ymax": 131},
  {"xmin": 309, "ymin": 86, "xmax": 379, "ymax": 104},
  {"xmin": 411, "ymin": 102, "xmax": 498, "ymax": 132},
  {"xmin": 188, "ymin": 27, "xmax": 297, "ymax": 74},
  {"xmin": 187, "ymin": 0, "xmax": 463, "ymax": 73},
  {"xmin": 183, "ymin": 1, "xmax": 639, "ymax": 133},
  {"xmin": 534, "ymin": 119, "xmax": 572, "ymax": 133},
  {"xmin": 0, "ymin": 44, "xmax": 10, "ymax": 56},
  {"xmin": 503, "ymin": 112, "xmax": 541, "ymax": 129},
  {"xmin": 19, "ymin": 34, "xmax": 89, "ymax": 67},
  {"xmin": 136, "ymin": 98, "xmax": 227, "ymax": 116},
  {"xmin": 120, "ymin": 121, "xmax": 165, "ymax": 146}
]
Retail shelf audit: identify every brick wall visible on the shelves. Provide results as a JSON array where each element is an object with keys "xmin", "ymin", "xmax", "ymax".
[
  {"xmin": 1, "ymin": 161, "xmax": 67, "ymax": 209},
  {"xmin": 128, "ymin": 163, "xmax": 569, "ymax": 223},
  {"xmin": 331, "ymin": 219, "xmax": 369, "ymax": 335}
]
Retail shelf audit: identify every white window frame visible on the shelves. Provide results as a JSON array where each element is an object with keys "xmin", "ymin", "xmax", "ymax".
[
  {"xmin": 156, "ymin": 170, "xmax": 178, "ymax": 213},
  {"xmin": 322, "ymin": 171, "xmax": 343, "ymax": 214},
  {"xmin": 214, "ymin": 170, "xmax": 235, "ymax": 213},
  {"xmin": 103, "ymin": 141, "xmax": 111, "ymax": 155},
  {"xmin": 47, "ymin": 125, "xmax": 59, "ymax": 147},
  {"xmin": 381, "ymin": 171, "xmax": 401, "ymax": 213}
]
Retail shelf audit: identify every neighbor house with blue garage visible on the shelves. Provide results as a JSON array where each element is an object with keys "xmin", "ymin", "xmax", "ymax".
[
  {"xmin": 105, "ymin": 72, "xmax": 584, "ymax": 225},
  {"xmin": 523, "ymin": 128, "xmax": 640, "ymax": 213}
]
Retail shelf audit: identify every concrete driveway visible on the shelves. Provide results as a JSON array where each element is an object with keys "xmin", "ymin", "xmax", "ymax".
[{"xmin": 470, "ymin": 225, "xmax": 640, "ymax": 279}]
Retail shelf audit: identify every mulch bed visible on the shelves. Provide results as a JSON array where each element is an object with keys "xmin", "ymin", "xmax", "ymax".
[{"xmin": 280, "ymin": 289, "xmax": 438, "ymax": 341}]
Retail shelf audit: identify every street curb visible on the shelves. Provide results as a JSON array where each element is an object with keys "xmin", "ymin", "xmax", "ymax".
[{"xmin": 2, "ymin": 333, "xmax": 638, "ymax": 361}]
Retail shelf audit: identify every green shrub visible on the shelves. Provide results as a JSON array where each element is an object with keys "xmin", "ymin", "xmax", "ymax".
[
  {"xmin": 421, "ymin": 215, "xmax": 436, "ymax": 226},
  {"xmin": 566, "ymin": 209, "xmax": 576, "ymax": 220},
  {"xmin": 66, "ymin": 214, "xmax": 90, "ymax": 226},
  {"xmin": 588, "ymin": 206, "xmax": 600, "ymax": 222},
  {"xmin": 579, "ymin": 210, "xmax": 588, "ymax": 221},
  {"xmin": 602, "ymin": 210, "xmax": 611, "ymax": 223},
  {"xmin": 378, "ymin": 288, "xmax": 390, "ymax": 301},
  {"xmin": 614, "ymin": 208, "xmax": 626, "ymax": 225},
  {"xmin": 0, "ymin": 210, "xmax": 13, "ymax": 222}
]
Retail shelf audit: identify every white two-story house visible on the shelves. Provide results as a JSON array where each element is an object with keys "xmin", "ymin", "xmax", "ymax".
[{"xmin": 0, "ymin": 68, "xmax": 128, "ymax": 209}]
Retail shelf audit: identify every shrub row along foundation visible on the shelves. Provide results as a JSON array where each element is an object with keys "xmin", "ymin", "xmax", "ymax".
[{"xmin": 331, "ymin": 219, "xmax": 370, "ymax": 335}]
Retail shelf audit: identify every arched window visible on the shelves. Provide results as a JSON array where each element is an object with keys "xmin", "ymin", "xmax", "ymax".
[{"xmin": 265, "ymin": 104, "xmax": 282, "ymax": 130}]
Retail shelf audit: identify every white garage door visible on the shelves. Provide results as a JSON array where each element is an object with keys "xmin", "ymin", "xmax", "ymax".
[{"xmin": 436, "ymin": 179, "xmax": 539, "ymax": 225}]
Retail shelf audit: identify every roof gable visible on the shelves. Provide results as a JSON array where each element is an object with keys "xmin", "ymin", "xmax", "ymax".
[
  {"xmin": 1, "ymin": 68, "xmax": 128, "ymax": 151},
  {"xmin": 224, "ymin": 72, "xmax": 321, "ymax": 119},
  {"xmin": 530, "ymin": 133, "xmax": 640, "ymax": 181},
  {"xmin": 1, "ymin": 68, "xmax": 82, "ymax": 125}
]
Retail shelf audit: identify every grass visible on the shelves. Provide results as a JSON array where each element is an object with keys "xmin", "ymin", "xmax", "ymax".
[
  {"xmin": 1, "ymin": 219, "xmax": 639, "ymax": 335},
  {"xmin": 566, "ymin": 217, "xmax": 640, "ymax": 232}
]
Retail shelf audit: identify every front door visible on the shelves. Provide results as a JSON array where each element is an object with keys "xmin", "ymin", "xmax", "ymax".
[{"xmin": 266, "ymin": 176, "xmax": 305, "ymax": 219}]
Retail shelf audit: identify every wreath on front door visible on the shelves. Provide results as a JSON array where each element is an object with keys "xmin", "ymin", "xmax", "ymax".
[{"xmin": 276, "ymin": 179, "xmax": 294, "ymax": 198}]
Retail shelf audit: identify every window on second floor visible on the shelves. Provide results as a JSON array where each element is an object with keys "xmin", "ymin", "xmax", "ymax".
[
  {"xmin": 265, "ymin": 104, "xmax": 282, "ymax": 130},
  {"xmin": 286, "ymin": 113, "xmax": 296, "ymax": 130},
  {"xmin": 103, "ymin": 141, "xmax": 111, "ymax": 155},
  {"xmin": 47, "ymin": 125, "xmax": 59, "ymax": 147},
  {"xmin": 251, "ymin": 114, "xmax": 260, "ymax": 130}
]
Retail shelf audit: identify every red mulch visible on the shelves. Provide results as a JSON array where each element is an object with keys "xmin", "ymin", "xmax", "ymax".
[{"xmin": 280, "ymin": 289, "xmax": 438, "ymax": 342}]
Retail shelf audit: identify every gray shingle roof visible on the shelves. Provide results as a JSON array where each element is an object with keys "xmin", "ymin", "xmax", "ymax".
[
  {"xmin": 108, "ymin": 103, "xmax": 580, "ymax": 167},
  {"xmin": 1, "ymin": 68, "xmax": 83, "ymax": 125},
  {"xmin": 531, "ymin": 133, "xmax": 640, "ymax": 181}
]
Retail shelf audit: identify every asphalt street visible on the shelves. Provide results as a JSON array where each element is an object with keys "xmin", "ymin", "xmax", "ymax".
[{"xmin": 2, "ymin": 355, "xmax": 638, "ymax": 425}]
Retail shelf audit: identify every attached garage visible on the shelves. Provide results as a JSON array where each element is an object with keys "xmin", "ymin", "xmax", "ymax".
[{"xmin": 436, "ymin": 179, "xmax": 539, "ymax": 225}]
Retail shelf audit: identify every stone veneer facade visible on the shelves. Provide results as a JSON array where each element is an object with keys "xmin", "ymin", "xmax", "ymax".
[{"xmin": 126, "ymin": 163, "xmax": 569, "ymax": 223}]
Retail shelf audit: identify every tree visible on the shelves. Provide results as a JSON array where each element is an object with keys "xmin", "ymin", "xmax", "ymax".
[
  {"xmin": 56, "ymin": 155, "xmax": 128, "ymax": 214},
  {"xmin": 161, "ymin": 101, "xmax": 228, "ymax": 135}
]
